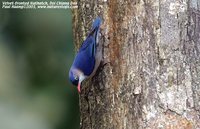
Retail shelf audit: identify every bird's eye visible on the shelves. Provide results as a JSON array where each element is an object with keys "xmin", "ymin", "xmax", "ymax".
[{"xmin": 74, "ymin": 75, "xmax": 78, "ymax": 80}]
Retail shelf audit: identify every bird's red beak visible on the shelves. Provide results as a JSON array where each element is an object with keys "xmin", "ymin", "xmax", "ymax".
[{"xmin": 77, "ymin": 83, "xmax": 81, "ymax": 93}]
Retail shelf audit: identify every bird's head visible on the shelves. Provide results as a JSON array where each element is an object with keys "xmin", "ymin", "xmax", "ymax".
[{"xmin": 69, "ymin": 68, "xmax": 86, "ymax": 93}]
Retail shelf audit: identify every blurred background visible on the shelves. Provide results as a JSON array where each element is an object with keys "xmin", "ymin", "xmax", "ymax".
[{"xmin": 0, "ymin": 0, "xmax": 79, "ymax": 129}]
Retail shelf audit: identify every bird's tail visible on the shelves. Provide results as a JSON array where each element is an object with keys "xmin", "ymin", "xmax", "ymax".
[
  {"xmin": 89, "ymin": 17, "xmax": 101, "ymax": 39},
  {"xmin": 89, "ymin": 17, "xmax": 101, "ymax": 56},
  {"xmin": 91, "ymin": 17, "xmax": 101, "ymax": 30}
]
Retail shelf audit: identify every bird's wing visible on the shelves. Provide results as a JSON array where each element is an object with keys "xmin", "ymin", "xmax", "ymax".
[
  {"xmin": 79, "ymin": 28, "xmax": 98, "ymax": 58},
  {"xmin": 74, "ymin": 36, "xmax": 96, "ymax": 76},
  {"xmin": 79, "ymin": 17, "xmax": 101, "ymax": 57}
]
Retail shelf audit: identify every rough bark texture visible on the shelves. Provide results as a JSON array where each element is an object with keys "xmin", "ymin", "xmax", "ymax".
[{"xmin": 72, "ymin": 0, "xmax": 200, "ymax": 128}]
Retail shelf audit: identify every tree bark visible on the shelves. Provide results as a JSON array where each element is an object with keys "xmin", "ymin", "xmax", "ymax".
[{"xmin": 72, "ymin": 0, "xmax": 200, "ymax": 128}]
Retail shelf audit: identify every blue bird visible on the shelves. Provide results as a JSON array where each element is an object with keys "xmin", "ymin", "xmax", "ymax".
[{"xmin": 69, "ymin": 17, "xmax": 102, "ymax": 93}]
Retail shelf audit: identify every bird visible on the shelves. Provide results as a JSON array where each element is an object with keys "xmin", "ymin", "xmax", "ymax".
[{"xmin": 69, "ymin": 17, "xmax": 102, "ymax": 93}]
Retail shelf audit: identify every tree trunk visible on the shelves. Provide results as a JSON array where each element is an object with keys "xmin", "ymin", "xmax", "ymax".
[{"xmin": 72, "ymin": 0, "xmax": 200, "ymax": 128}]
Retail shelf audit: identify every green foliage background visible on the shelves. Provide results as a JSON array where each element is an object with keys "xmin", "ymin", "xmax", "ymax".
[{"xmin": 0, "ymin": 0, "xmax": 79, "ymax": 129}]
